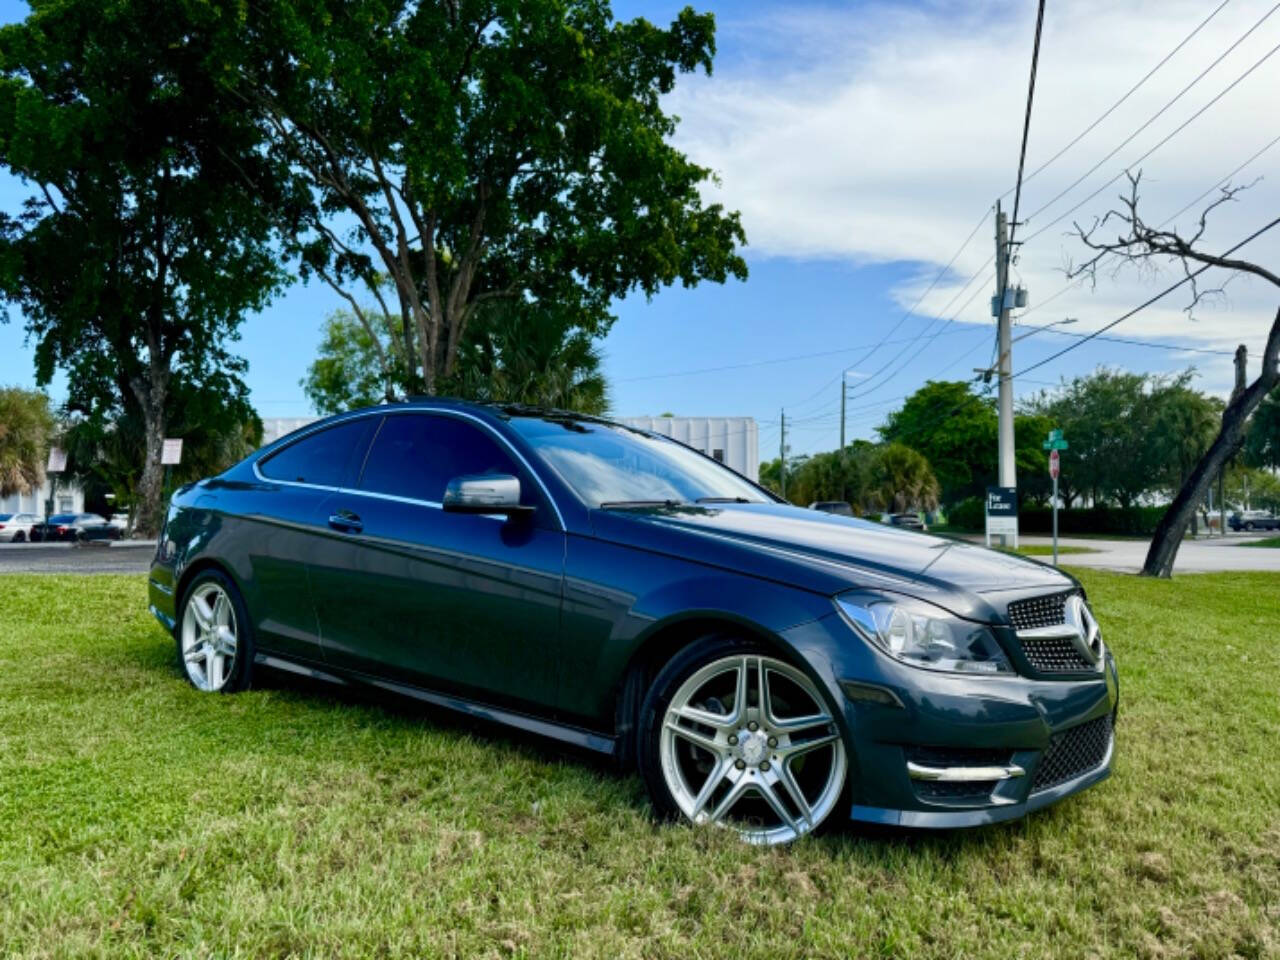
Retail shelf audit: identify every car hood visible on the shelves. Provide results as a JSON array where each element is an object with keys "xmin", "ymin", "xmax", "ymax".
[{"xmin": 590, "ymin": 502, "xmax": 1073, "ymax": 619}]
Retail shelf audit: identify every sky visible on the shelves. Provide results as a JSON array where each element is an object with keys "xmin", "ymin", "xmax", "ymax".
[{"xmin": 0, "ymin": 0, "xmax": 1277, "ymax": 459}]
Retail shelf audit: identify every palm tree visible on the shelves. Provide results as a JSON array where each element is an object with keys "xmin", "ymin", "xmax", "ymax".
[{"xmin": 0, "ymin": 387, "xmax": 53, "ymax": 498}]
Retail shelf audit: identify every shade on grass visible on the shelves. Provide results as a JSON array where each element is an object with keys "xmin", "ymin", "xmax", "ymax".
[{"xmin": 0, "ymin": 573, "xmax": 1277, "ymax": 958}]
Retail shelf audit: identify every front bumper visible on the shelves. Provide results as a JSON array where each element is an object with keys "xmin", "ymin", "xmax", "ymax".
[{"xmin": 783, "ymin": 612, "xmax": 1119, "ymax": 829}]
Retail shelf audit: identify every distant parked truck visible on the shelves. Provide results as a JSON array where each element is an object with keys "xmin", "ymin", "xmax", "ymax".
[{"xmin": 1228, "ymin": 510, "xmax": 1280, "ymax": 532}]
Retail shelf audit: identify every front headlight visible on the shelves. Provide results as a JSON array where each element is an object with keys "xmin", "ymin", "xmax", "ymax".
[{"xmin": 835, "ymin": 593, "xmax": 1012, "ymax": 675}]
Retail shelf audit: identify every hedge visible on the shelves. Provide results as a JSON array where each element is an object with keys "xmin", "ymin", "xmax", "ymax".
[{"xmin": 945, "ymin": 496, "xmax": 1167, "ymax": 536}]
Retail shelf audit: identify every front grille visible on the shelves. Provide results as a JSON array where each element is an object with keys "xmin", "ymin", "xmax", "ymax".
[
  {"xmin": 1020, "ymin": 635, "xmax": 1096, "ymax": 673},
  {"xmin": 1007, "ymin": 591, "xmax": 1072, "ymax": 631},
  {"xmin": 1032, "ymin": 714, "xmax": 1113, "ymax": 791}
]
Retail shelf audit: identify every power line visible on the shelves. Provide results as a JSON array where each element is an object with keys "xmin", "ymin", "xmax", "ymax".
[
  {"xmin": 1013, "ymin": 215, "xmax": 1280, "ymax": 379},
  {"xmin": 779, "ymin": 204, "xmax": 993, "ymax": 414},
  {"xmin": 1022, "ymin": 2, "xmax": 1279, "ymax": 227},
  {"xmin": 1023, "ymin": 36, "xmax": 1280, "ymax": 244},
  {"xmin": 1013, "ymin": 0, "xmax": 1236, "ymax": 194}
]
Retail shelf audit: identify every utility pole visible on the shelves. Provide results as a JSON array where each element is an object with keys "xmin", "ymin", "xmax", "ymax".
[
  {"xmin": 839, "ymin": 380, "xmax": 845, "ymax": 450},
  {"xmin": 779, "ymin": 409, "xmax": 787, "ymax": 499},
  {"xmin": 994, "ymin": 201, "xmax": 1016, "ymax": 492}
]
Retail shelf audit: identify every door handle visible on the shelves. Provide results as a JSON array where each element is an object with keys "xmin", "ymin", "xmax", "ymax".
[{"xmin": 328, "ymin": 511, "xmax": 363, "ymax": 533}]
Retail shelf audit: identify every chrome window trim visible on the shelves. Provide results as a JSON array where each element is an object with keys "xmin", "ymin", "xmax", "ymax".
[{"xmin": 252, "ymin": 407, "xmax": 566, "ymax": 531}]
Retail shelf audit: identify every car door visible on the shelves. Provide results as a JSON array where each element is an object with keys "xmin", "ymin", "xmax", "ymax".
[
  {"xmin": 308, "ymin": 411, "xmax": 566, "ymax": 712},
  {"xmin": 245, "ymin": 415, "xmax": 379, "ymax": 663}
]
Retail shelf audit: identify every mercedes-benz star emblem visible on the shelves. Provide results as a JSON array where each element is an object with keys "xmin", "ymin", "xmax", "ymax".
[{"xmin": 1064, "ymin": 594, "xmax": 1103, "ymax": 665}]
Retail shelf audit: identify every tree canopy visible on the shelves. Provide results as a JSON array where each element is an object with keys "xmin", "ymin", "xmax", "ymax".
[
  {"xmin": 0, "ymin": 0, "xmax": 293, "ymax": 533},
  {"xmin": 241, "ymin": 0, "xmax": 746, "ymax": 395}
]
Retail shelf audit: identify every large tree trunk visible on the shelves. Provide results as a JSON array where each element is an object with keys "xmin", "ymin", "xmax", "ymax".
[
  {"xmin": 1143, "ymin": 309, "xmax": 1280, "ymax": 576},
  {"xmin": 132, "ymin": 370, "xmax": 169, "ymax": 539}
]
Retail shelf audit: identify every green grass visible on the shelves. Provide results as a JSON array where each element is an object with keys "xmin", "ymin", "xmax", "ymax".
[
  {"xmin": 2, "ymin": 574, "xmax": 1278, "ymax": 959},
  {"xmin": 1238, "ymin": 536, "xmax": 1280, "ymax": 548},
  {"xmin": 1002, "ymin": 545, "xmax": 1100, "ymax": 557}
]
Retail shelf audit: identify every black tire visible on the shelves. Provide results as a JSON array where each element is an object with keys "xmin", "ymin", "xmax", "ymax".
[
  {"xmin": 176, "ymin": 568, "xmax": 255, "ymax": 693},
  {"xmin": 637, "ymin": 634, "xmax": 848, "ymax": 840},
  {"xmin": 13, "ymin": 531, "xmax": 24, "ymax": 543}
]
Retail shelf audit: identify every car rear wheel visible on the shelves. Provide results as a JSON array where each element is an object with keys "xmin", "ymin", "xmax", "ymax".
[
  {"xmin": 13, "ymin": 531, "xmax": 24, "ymax": 543},
  {"xmin": 178, "ymin": 571, "xmax": 253, "ymax": 693},
  {"xmin": 639, "ymin": 637, "xmax": 847, "ymax": 846}
]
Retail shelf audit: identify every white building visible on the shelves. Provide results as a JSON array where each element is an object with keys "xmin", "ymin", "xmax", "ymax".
[
  {"xmin": 0, "ymin": 475, "xmax": 83, "ymax": 517},
  {"xmin": 614, "ymin": 417, "xmax": 759, "ymax": 480},
  {"xmin": 262, "ymin": 413, "xmax": 760, "ymax": 481}
]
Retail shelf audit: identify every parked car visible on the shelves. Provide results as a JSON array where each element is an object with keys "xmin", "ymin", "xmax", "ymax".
[
  {"xmin": 107, "ymin": 512, "xmax": 132, "ymax": 535},
  {"xmin": 0, "ymin": 512, "xmax": 41, "ymax": 543},
  {"xmin": 30, "ymin": 513, "xmax": 120, "ymax": 542},
  {"xmin": 150, "ymin": 400, "xmax": 1117, "ymax": 845},
  {"xmin": 809, "ymin": 501, "xmax": 853, "ymax": 516},
  {"xmin": 1228, "ymin": 510, "xmax": 1280, "ymax": 532},
  {"xmin": 888, "ymin": 512, "xmax": 926, "ymax": 531}
]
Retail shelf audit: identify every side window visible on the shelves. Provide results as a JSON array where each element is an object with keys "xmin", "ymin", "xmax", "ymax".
[
  {"xmin": 359, "ymin": 414, "xmax": 524, "ymax": 504},
  {"xmin": 259, "ymin": 417, "xmax": 378, "ymax": 487}
]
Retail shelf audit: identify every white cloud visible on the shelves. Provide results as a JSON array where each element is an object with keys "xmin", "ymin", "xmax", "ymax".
[{"xmin": 667, "ymin": 0, "xmax": 1280, "ymax": 389}]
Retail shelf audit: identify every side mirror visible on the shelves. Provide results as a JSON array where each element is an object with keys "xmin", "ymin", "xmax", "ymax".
[{"xmin": 442, "ymin": 473, "xmax": 533, "ymax": 518}]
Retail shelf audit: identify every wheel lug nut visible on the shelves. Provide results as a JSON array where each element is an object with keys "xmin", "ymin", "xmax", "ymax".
[
  {"xmin": 748, "ymin": 721, "xmax": 759, "ymax": 732},
  {"xmin": 735, "ymin": 759, "xmax": 746, "ymax": 770},
  {"xmin": 728, "ymin": 734, "xmax": 738, "ymax": 746},
  {"xmin": 760, "ymin": 761, "xmax": 770, "ymax": 772},
  {"xmin": 767, "ymin": 736, "xmax": 778, "ymax": 747}
]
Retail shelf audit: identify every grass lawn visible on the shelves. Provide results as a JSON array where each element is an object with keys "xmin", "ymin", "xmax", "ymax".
[
  {"xmin": 1239, "ymin": 536, "xmax": 1280, "ymax": 548},
  {"xmin": 2, "ymin": 574, "xmax": 1278, "ymax": 959},
  {"xmin": 1003, "ymin": 545, "xmax": 1100, "ymax": 557}
]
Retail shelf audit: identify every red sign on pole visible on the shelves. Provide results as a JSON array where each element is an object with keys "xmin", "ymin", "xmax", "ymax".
[{"xmin": 1049, "ymin": 448, "xmax": 1060, "ymax": 479}]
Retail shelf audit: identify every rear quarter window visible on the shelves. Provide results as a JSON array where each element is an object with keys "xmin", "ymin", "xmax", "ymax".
[{"xmin": 258, "ymin": 417, "xmax": 379, "ymax": 488}]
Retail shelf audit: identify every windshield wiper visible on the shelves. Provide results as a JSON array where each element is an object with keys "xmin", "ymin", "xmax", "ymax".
[
  {"xmin": 599, "ymin": 499, "xmax": 682, "ymax": 509},
  {"xmin": 695, "ymin": 496, "xmax": 753, "ymax": 504}
]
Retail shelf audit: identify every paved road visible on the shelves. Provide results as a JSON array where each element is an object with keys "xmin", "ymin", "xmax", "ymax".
[
  {"xmin": 0, "ymin": 541, "xmax": 157, "ymax": 574},
  {"xmin": 1004, "ymin": 534, "xmax": 1280, "ymax": 574}
]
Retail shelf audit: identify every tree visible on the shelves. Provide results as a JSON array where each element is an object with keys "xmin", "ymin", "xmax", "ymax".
[
  {"xmin": 0, "ymin": 386, "xmax": 52, "ymax": 498},
  {"xmin": 304, "ymin": 300, "xmax": 610, "ymax": 415},
  {"xmin": 1068, "ymin": 171, "xmax": 1280, "ymax": 576},
  {"xmin": 303, "ymin": 309, "xmax": 410, "ymax": 414},
  {"xmin": 1243, "ymin": 387, "xmax": 1280, "ymax": 471},
  {"xmin": 240, "ymin": 1, "xmax": 746, "ymax": 395},
  {"xmin": 61, "ymin": 377, "xmax": 262, "ymax": 524},
  {"xmin": 0, "ymin": 0, "xmax": 293, "ymax": 535},
  {"xmin": 866, "ymin": 443, "xmax": 940, "ymax": 514},
  {"xmin": 877, "ymin": 381, "xmax": 995, "ymax": 503},
  {"xmin": 447, "ymin": 301, "xmax": 609, "ymax": 414},
  {"xmin": 1023, "ymin": 369, "xmax": 1158, "ymax": 509}
]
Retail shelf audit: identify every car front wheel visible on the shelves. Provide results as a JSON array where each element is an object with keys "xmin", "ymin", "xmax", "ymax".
[
  {"xmin": 639, "ymin": 637, "xmax": 848, "ymax": 845},
  {"xmin": 178, "ymin": 571, "xmax": 253, "ymax": 693}
]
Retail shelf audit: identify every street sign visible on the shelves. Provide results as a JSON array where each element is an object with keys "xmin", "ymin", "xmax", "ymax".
[
  {"xmin": 161, "ymin": 438, "xmax": 184, "ymax": 465},
  {"xmin": 1049, "ymin": 449, "xmax": 1060, "ymax": 479},
  {"xmin": 984, "ymin": 486, "xmax": 1018, "ymax": 547},
  {"xmin": 1043, "ymin": 427, "xmax": 1068, "ymax": 451},
  {"xmin": 46, "ymin": 447, "xmax": 67, "ymax": 473}
]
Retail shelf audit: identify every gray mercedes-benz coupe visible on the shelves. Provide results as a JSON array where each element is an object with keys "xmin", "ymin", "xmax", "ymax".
[{"xmin": 150, "ymin": 400, "xmax": 1118, "ymax": 844}]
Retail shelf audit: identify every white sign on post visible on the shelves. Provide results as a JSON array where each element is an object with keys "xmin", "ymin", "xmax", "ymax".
[
  {"xmin": 984, "ymin": 486, "xmax": 1019, "ymax": 548},
  {"xmin": 46, "ymin": 447, "xmax": 67, "ymax": 473},
  {"xmin": 161, "ymin": 438, "xmax": 184, "ymax": 465}
]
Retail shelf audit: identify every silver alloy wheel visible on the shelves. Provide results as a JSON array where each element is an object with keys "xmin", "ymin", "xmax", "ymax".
[
  {"xmin": 659, "ymin": 654, "xmax": 847, "ymax": 845},
  {"xmin": 181, "ymin": 582, "xmax": 238, "ymax": 692}
]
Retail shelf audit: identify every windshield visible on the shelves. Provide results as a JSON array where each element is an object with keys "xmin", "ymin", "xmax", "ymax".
[
  {"xmin": 508, "ymin": 416, "xmax": 769, "ymax": 507},
  {"xmin": 49, "ymin": 515, "xmax": 76, "ymax": 523}
]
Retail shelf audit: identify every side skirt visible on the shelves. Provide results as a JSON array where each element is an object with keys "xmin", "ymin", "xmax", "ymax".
[{"xmin": 253, "ymin": 652, "xmax": 617, "ymax": 757}]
